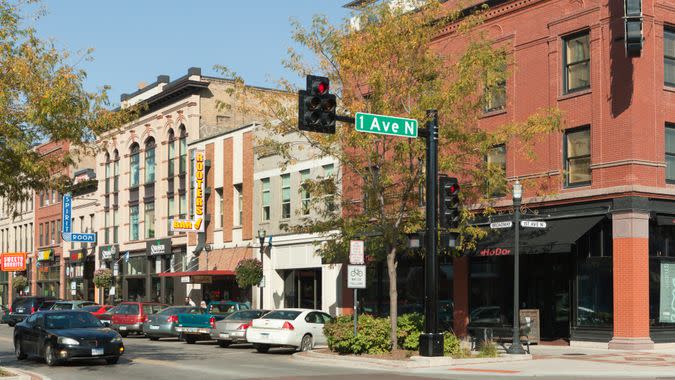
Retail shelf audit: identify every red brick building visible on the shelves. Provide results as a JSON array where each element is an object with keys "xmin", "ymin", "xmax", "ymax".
[{"xmin": 348, "ymin": 0, "xmax": 675, "ymax": 349}]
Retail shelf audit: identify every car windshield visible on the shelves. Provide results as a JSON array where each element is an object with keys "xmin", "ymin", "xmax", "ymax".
[
  {"xmin": 210, "ymin": 304, "xmax": 236, "ymax": 314},
  {"xmin": 81, "ymin": 305, "xmax": 102, "ymax": 312},
  {"xmin": 116, "ymin": 304, "xmax": 139, "ymax": 315},
  {"xmin": 263, "ymin": 310, "xmax": 302, "ymax": 320},
  {"xmin": 45, "ymin": 312, "xmax": 103, "ymax": 329},
  {"xmin": 38, "ymin": 301, "xmax": 55, "ymax": 310},
  {"xmin": 226, "ymin": 310, "xmax": 266, "ymax": 320},
  {"xmin": 158, "ymin": 306, "xmax": 197, "ymax": 315},
  {"xmin": 52, "ymin": 303, "xmax": 74, "ymax": 310}
]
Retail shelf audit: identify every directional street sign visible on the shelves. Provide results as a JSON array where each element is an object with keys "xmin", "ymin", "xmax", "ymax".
[
  {"xmin": 490, "ymin": 221, "xmax": 513, "ymax": 229},
  {"xmin": 355, "ymin": 112, "xmax": 418, "ymax": 138},
  {"xmin": 521, "ymin": 220, "xmax": 547, "ymax": 229},
  {"xmin": 62, "ymin": 194, "xmax": 72, "ymax": 233},
  {"xmin": 68, "ymin": 233, "xmax": 97, "ymax": 243}
]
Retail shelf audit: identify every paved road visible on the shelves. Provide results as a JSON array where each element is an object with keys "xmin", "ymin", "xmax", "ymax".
[{"xmin": 0, "ymin": 325, "xmax": 659, "ymax": 380}]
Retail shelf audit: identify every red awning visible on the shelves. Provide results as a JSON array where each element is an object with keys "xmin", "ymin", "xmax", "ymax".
[{"xmin": 158, "ymin": 270, "xmax": 234, "ymax": 277}]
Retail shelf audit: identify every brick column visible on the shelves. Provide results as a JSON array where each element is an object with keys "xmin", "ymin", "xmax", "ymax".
[
  {"xmin": 453, "ymin": 256, "xmax": 469, "ymax": 337},
  {"xmin": 609, "ymin": 211, "xmax": 654, "ymax": 350}
]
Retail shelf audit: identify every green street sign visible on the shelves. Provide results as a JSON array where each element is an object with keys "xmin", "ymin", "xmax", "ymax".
[{"xmin": 355, "ymin": 112, "xmax": 418, "ymax": 138}]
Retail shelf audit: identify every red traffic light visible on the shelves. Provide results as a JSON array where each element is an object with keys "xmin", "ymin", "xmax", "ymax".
[
  {"xmin": 318, "ymin": 81, "xmax": 328, "ymax": 95},
  {"xmin": 449, "ymin": 183, "xmax": 460, "ymax": 194}
]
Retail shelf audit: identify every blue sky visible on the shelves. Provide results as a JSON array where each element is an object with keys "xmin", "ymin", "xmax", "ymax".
[{"xmin": 32, "ymin": 1, "xmax": 352, "ymax": 106}]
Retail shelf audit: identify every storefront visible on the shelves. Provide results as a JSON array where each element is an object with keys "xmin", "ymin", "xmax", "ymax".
[
  {"xmin": 36, "ymin": 249, "xmax": 59, "ymax": 298},
  {"xmin": 0, "ymin": 271, "xmax": 8, "ymax": 306},
  {"xmin": 66, "ymin": 249, "xmax": 95, "ymax": 301},
  {"xmin": 98, "ymin": 244, "xmax": 118, "ymax": 303},
  {"xmin": 146, "ymin": 238, "xmax": 176, "ymax": 304}
]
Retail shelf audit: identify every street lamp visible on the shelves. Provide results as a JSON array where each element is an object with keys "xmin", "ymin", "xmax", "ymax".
[
  {"xmin": 257, "ymin": 229, "xmax": 266, "ymax": 309},
  {"xmin": 507, "ymin": 180, "xmax": 526, "ymax": 354}
]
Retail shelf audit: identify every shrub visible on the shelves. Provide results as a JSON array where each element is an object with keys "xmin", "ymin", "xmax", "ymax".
[
  {"xmin": 234, "ymin": 258, "xmax": 263, "ymax": 288},
  {"xmin": 443, "ymin": 332, "xmax": 465, "ymax": 357},
  {"xmin": 397, "ymin": 313, "xmax": 423, "ymax": 350},
  {"xmin": 325, "ymin": 314, "xmax": 391, "ymax": 354},
  {"xmin": 478, "ymin": 340, "xmax": 499, "ymax": 358},
  {"xmin": 12, "ymin": 275, "xmax": 27, "ymax": 291},
  {"xmin": 93, "ymin": 268, "xmax": 113, "ymax": 288}
]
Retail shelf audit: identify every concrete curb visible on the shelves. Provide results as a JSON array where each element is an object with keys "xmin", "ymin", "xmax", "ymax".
[
  {"xmin": 293, "ymin": 350, "xmax": 532, "ymax": 369},
  {"xmin": 1, "ymin": 367, "xmax": 50, "ymax": 380}
]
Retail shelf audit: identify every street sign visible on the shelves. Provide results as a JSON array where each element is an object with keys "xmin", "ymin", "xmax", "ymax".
[
  {"xmin": 62, "ymin": 194, "xmax": 72, "ymax": 233},
  {"xmin": 490, "ymin": 221, "xmax": 513, "ymax": 229},
  {"xmin": 347, "ymin": 265, "xmax": 366, "ymax": 289},
  {"xmin": 68, "ymin": 233, "xmax": 97, "ymax": 243},
  {"xmin": 355, "ymin": 112, "xmax": 418, "ymax": 138},
  {"xmin": 349, "ymin": 240, "xmax": 365, "ymax": 265},
  {"xmin": 521, "ymin": 220, "xmax": 547, "ymax": 229}
]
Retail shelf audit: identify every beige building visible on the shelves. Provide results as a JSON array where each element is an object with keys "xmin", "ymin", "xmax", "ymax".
[{"xmin": 0, "ymin": 196, "xmax": 34, "ymax": 305}]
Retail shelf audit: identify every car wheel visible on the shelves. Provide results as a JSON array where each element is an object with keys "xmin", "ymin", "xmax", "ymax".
[
  {"xmin": 149, "ymin": 336, "xmax": 160, "ymax": 341},
  {"xmin": 254, "ymin": 344, "xmax": 270, "ymax": 353},
  {"xmin": 185, "ymin": 336, "xmax": 196, "ymax": 344},
  {"xmin": 8, "ymin": 322, "xmax": 15, "ymax": 327},
  {"xmin": 218, "ymin": 340, "xmax": 231, "ymax": 348},
  {"xmin": 14, "ymin": 339, "xmax": 26, "ymax": 360},
  {"xmin": 106, "ymin": 357, "xmax": 120, "ymax": 365},
  {"xmin": 44, "ymin": 344, "xmax": 59, "ymax": 367},
  {"xmin": 119, "ymin": 331, "xmax": 129, "ymax": 338},
  {"xmin": 300, "ymin": 334, "xmax": 313, "ymax": 352}
]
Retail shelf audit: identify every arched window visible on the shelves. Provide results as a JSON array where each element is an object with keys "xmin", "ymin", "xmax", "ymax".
[
  {"xmin": 144, "ymin": 137, "xmax": 156, "ymax": 184},
  {"xmin": 178, "ymin": 125, "xmax": 187, "ymax": 174},
  {"xmin": 104, "ymin": 152, "xmax": 111, "ymax": 194},
  {"xmin": 113, "ymin": 150, "xmax": 120, "ymax": 192},
  {"xmin": 167, "ymin": 129, "xmax": 175, "ymax": 177},
  {"xmin": 130, "ymin": 143, "xmax": 140, "ymax": 187}
]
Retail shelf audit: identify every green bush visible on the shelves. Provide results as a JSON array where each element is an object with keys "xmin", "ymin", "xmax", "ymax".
[
  {"xmin": 324, "ymin": 314, "xmax": 391, "ymax": 355},
  {"xmin": 12, "ymin": 275, "xmax": 27, "ymax": 291},
  {"xmin": 234, "ymin": 258, "xmax": 263, "ymax": 288},
  {"xmin": 443, "ymin": 332, "xmax": 465, "ymax": 357},
  {"xmin": 93, "ymin": 269, "xmax": 113, "ymax": 289},
  {"xmin": 397, "ymin": 313, "xmax": 423, "ymax": 350},
  {"xmin": 478, "ymin": 340, "xmax": 499, "ymax": 358}
]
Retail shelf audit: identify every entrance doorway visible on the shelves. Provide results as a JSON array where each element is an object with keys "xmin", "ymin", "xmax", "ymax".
[
  {"xmin": 521, "ymin": 253, "xmax": 572, "ymax": 341},
  {"xmin": 284, "ymin": 269, "xmax": 322, "ymax": 309}
]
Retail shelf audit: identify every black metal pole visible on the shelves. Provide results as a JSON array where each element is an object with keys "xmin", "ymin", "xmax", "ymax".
[
  {"xmin": 259, "ymin": 238, "xmax": 264, "ymax": 309},
  {"xmin": 419, "ymin": 110, "xmax": 443, "ymax": 357},
  {"xmin": 507, "ymin": 196, "xmax": 526, "ymax": 354}
]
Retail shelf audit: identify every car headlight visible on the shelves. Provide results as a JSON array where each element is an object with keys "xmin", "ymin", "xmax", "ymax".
[
  {"xmin": 57, "ymin": 337, "xmax": 80, "ymax": 346},
  {"xmin": 111, "ymin": 336, "xmax": 123, "ymax": 343}
]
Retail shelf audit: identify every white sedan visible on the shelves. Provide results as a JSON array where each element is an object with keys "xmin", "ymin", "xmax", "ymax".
[{"xmin": 245, "ymin": 309, "xmax": 333, "ymax": 353}]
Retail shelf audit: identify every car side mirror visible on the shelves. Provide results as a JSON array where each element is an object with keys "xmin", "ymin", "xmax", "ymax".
[{"xmin": 102, "ymin": 321, "xmax": 111, "ymax": 327}]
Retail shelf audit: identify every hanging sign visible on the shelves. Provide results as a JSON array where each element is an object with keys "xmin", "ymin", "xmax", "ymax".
[
  {"xmin": 1, "ymin": 253, "xmax": 27, "ymax": 272},
  {"xmin": 146, "ymin": 239, "xmax": 172, "ymax": 256},
  {"xmin": 37, "ymin": 249, "xmax": 53, "ymax": 262},
  {"xmin": 193, "ymin": 149, "xmax": 206, "ymax": 232},
  {"xmin": 99, "ymin": 245, "xmax": 118, "ymax": 261}
]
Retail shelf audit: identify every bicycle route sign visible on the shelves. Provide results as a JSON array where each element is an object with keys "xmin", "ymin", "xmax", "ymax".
[{"xmin": 347, "ymin": 265, "xmax": 366, "ymax": 289}]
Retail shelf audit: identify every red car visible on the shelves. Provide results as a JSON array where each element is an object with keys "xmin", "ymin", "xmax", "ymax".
[
  {"xmin": 82, "ymin": 304, "xmax": 114, "ymax": 319},
  {"xmin": 111, "ymin": 302, "xmax": 167, "ymax": 337}
]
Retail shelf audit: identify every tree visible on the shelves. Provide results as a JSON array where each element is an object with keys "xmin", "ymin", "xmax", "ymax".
[
  {"xmin": 0, "ymin": 0, "xmax": 136, "ymax": 210},
  {"xmin": 235, "ymin": 1, "xmax": 561, "ymax": 349}
]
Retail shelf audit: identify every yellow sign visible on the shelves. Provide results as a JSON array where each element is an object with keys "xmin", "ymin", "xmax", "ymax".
[
  {"xmin": 171, "ymin": 219, "xmax": 196, "ymax": 232},
  {"xmin": 37, "ymin": 249, "xmax": 53, "ymax": 261},
  {"xmin": 193, "ymin": 150, "xmax": 205, "ymax": 232}
]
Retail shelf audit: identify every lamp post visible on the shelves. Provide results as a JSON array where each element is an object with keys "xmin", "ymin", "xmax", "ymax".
[
  {"xmin": 257, "ymin": 229, "xmax": 266, "ymax": 309},
  {"xmin": 507, "ymin": 180, "xmax": 526, "ymax": 355}
]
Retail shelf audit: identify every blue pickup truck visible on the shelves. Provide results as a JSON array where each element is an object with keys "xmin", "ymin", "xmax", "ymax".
[{"xmin": 175, "ymin": 301, "xmax": 250, "ymax": 344}]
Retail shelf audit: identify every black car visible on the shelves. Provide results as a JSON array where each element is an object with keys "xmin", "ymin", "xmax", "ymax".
[
  {"xmin": 8, "ymin": 297, "xmax": 55, "ymax": 326},
  {"xmin": 14, "ymin": 310, "xmax": 124, "ymax": 366}
]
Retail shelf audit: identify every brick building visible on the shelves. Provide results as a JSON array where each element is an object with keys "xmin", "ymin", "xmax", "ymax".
[{"xmin": 346, "ymin": 0, "xmax": 675, "ymax": 349}]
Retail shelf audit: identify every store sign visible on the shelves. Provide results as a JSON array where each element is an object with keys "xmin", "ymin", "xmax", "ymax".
[
  {"xmin": 1, "ymin": 253, "xmax": 27, "ymax": 272},
  {"xmin": 478, "ymin": 248, "xmax": 512, "ymax": 256},
  {"xmin": 660, "ymin": 262, "xmax": 675, "ymax": 323},
  {"xmin": 146, "ymin": 239, "xmax": 172, "ymax": 256},
  {"xmin": 69, "ymin": 250, "xmax": 85, "ymax": 262},
  {"xmin": 181, "ymin": 276, "xmax": 191, "ymax": 283},
  {"xmin": 191, "ymin": 275, "xmax": 212, "ymax": 284},
  {"xmin": 193, "ymin": 150, "xmax": 206, "ymax": 233},
  {"xmin": 37, "ymin": 249, "xmax": 53, "ymax": 262},
  {"xmin": 99, "ymin": 245, "xmax": 118, "ymax": 261},
  {"xmin": 170, "ymin": 219, "xmax": 204, "ymax": 232}
]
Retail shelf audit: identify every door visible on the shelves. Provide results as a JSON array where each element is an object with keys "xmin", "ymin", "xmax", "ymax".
[
  {"xmin": 21, "ymin": 314, "xmax": 40, "ymax": 355},
  {"xmin": 296, "ymin": 269, "xmax": 322, "ymax": 310},
  {"xmin": 304, "ymin": 312, "xmax": 324, "ymax": 345}
]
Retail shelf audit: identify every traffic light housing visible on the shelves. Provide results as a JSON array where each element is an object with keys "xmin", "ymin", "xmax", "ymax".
[
  {"xmin": 439, "ymin": 176, "xmax": 460, "ymax": 229},
  {"xmin": 624, "ymin": 0, "xmax": 643, "ymax": 57},
  {"xmin": 299, "ymin": 75, "xmax": 336, "ymax": 134}
]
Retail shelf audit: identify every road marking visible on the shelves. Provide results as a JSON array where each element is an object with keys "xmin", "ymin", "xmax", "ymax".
[{"xmin": 449, "ymin": 367, "xmax": 521, "ymax": 374}]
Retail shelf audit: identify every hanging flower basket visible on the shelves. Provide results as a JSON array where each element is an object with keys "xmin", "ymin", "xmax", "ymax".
[
  {"xmin": 235, "ymin": 258, "xmax": 263, "ymax": 288},
  {"xmin": 93, "ymin": 268, "xmax": 113, "ymax": 289},
  {"xmin": 12, "ymin": 275, "xmax": 28, "ymax": 291}
]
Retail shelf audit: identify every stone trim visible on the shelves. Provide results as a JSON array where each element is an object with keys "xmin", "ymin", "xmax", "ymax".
[
  {"xmin": 612, "ymin": 212, "xmax": 649, "ymax": 239},
  {"xmin": 608, "ymin": 337, "xmax": 654, "ymax": 350},
  {"xmin": 590, "ymin": 159, "xmax": 666, "ymax": 169}
]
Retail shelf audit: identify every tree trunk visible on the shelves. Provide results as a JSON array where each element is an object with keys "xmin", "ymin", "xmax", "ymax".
[{"xmin": 387, "ymin": 246, "xmax": 398, "ymax": 350}]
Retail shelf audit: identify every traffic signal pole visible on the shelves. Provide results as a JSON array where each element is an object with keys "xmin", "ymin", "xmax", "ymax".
[{"xmin": 419, "ymin": 110, "xmax": 444, "ymax": 357}]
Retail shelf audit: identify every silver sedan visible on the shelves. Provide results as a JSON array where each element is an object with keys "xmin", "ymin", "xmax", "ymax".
[
  {"xmin": 143, "ymin": 306, "xmax": 202, "ymax": 341},
  {"xmin": 211, "ymin": 309, "xmax": 270, "ymax": 347}
]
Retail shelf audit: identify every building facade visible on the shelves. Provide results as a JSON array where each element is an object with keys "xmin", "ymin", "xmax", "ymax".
[{"xmin": 0, "ymin": 196, "xmax": 34, "ymax": 306}]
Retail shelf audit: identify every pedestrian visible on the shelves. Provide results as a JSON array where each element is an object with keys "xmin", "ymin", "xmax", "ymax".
[
  {"xmin": 200, "ymin": 300, "xmax": 207, "ymax": 309},
  {"xmin": 185, "ymin": 297, "xmax": 195, "ymax": 306}
]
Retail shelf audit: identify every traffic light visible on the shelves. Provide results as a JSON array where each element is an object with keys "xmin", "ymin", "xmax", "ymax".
[
  {"xmin": 624, "ymin": 0, "xmax": 643, "ymax": 57},
  {"xmin": 298, "ymin": 75, "xmax": 337, "ymax": 134},
  {"xmin": 439, "ymin": 176, "xmax": 460, "ymax": 229}
]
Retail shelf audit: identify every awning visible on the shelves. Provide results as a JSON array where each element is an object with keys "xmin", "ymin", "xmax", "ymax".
[
  {"xmin": 158, "ymin": 270, "xmax": 234, "ymax": 277},
  {"xmin": 472, "ymin": 215, "xmax": 605, "ymax": 256}
]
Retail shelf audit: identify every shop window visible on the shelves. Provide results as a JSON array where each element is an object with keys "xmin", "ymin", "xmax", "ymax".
[
  {"xmin": 130, "ymin": 143, "xmax": 140, "ymax": 188},
  {"xmin": 666, "ymin": 124, "xmax": 675, "ymax": 183},
  {"xmin": 300, "ymin": 169, "xmax": 311, "ymax": 215},
  {"xmin": 145, "ymin": 202, "xmax": 155, "ymax": 239},
  {"xmin": 666, "ymin": 28, "xmax": 675, "ymax": 87},
  {"xmin": 261, "ymin": 178, "xmax": 271, "ymax": 221},
  {"xmin": 486, "ymin": 145, "xmax": 506, "ymax": 197},
  {"xmin": 576, "ymin": 258, "xmax": 613, "ymax": 326},
  {"xmin": 281, "ymin": 174, "xmax": 291, "ymax": 219},
  {"xmin": 564, "ymin": 127, "xmax": 591, "ymax": 187},
  {"xmin": 125, "ymin": 256, "xmax": 146, "ymax": 276},
  {"xmin": 145, "ymin": 137, "xmax": 156, "ymax": 184},
  {"xmin": 130, "ymin": 205, "xmax": 139, "ymax": 241},
  {"xmin": 563, "ymin": 31, "xmax": 590, "ymax": 94}
]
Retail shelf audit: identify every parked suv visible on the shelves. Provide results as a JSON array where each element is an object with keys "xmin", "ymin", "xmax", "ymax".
[
  {"xmin": 111, "ymin": 302, "xmax": 167, "ymax": 337},
  {"xmin": 8, "ymin": 297, "xmax": 55, "ymax": 326}
]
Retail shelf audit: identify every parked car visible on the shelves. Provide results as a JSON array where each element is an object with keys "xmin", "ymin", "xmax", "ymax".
[
  {"xmin": 51, "ymin": 301, "xmax": 97, "ymax": 310},
  {"xmin": 111, "ymin": 302, "xmax": 167, "ymax": 337},
  {"xmin": 8, "ymin": 297, "xmax": 56, "ymax": 326},
  {"xmin": 211, "ymin": 309, "xmax": 270, "ymax": 348},
  {"xmin": 97, "ymin": 305, "xmax": 118, "ymax": 326},
  {"xmin": 81, "ymin": 305, "xmax": 114, "ymax": 318},
  {"xmin": 143, "ymin": 306, "xmax": 202, "ymax": 341},
  {"xmin": 175, "ymin": 301, "xmax": 249, "ymax": 344},
  {"xmin": 13, "ymin": 310, "xmax": 124, "ymax": 366},
  {"xmin": 245, "ymin": 309, "xmax": 333, "ymax": 353},
  {"xmin": 37, "ymin": 300, "xmax": 58, "ymax": 311}
]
